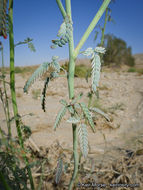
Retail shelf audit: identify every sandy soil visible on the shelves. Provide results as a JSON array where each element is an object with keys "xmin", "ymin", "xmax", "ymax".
[{"xmin": 1, "ymin": 69, "xmax": 143, "ymax": 155}]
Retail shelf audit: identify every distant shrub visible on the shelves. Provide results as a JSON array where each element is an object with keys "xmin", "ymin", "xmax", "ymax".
[
  {"xmin": 103, "ymin": 34, "xmax": 135, "ymax": 67},
  {"xmin": 15, "ymin": 66, "xmax": 38, "ymax": 74},
  {"xmin": 128, "ymin": 67, "xmax": 136, "ymax": 72},
  {"xmin": 62, "ymin": 61, "xmax": 91, "ymax": 78},
  {"xmin": 128, "ymin": 67, "xmax": 143, "ymax": 75}
]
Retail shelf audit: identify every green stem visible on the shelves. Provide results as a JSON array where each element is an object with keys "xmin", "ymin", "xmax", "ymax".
[
  {"xmin": 65, "ymin": 1, "xmax": 79, "ymax": 189},
  {"xmin": 56, "ymin": 0, "xmax": 66, "ymax": 18},
  {"xmin": 68, "ymin": 124, "xmax": 79, "ymax": 190},
  {"xmin": 9, "ymin": 1, "xmax": 35, "ymax": 189},
  {"xmin": 100, "ymin": 7, "xmax": 108, "ymax": 47},
  {"xmin": 9, "ymin": 0, "xmax": 23, "ymax": 146},
  {"xmin": 1, "ymin": 43, "xmax": 11, "ymax": 138},
  {"xmin": 0, "ymin": 171, "xmax": 11, "ymax": 190},
  {"xmin": 66, "ymin": 0, "xmax": 75, "ymax": 100},
  {"xmin": 73, "ymin": 0, "xmax": 111, "ymax": 58}
]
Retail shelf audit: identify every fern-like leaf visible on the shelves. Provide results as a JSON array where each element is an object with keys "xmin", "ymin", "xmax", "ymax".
[
  {"xmin": 24, "ymin": 62, "xmax": 50, "ymax": 93},
  {"xmin": 0, "ymin": 0, "xmax": 8, "ymax": 39},
  {"xmin": 94, "ymin": 46, "xmax": 106, "ymax": 54},
  {"xmin": 80, "ymin": 102, "xmax": 95, "ymax": 133},
  {"xmin": 90, "ymin": 107, "xmax": 110, "ymax": 121},
  {"xmin": 51, "ymin": 56, "xmax": 61, "ymax": 72},
  {"xmin": 91, "ymin": 53, "xmax": 101, "ymax": 92},
  {"xmin": 67, "ymin": 116, "xmax": 80, "ymax": 124},
  {"xmin": 81, "ymin": 47, "xmax": 105, "ymax": 92},
  {"xmin": 59, "ymin": 99, "xmax": 68, "ymax": 106},
  {"xmin": 78, "ymin": 124, "xmax": 88, "ymax": 158},
  {"xmin": 28, "ymin": 42, "xmax": 36, "ymax": 52},
  {"xmin": 67, "ymin": 105, "xmax": 74, "ymax": 114},
  {"xmin": 41, "ymin": 77, "xmax": 49, "ymax": 112},
  {"xmin": 55, "ymin": 157, "xmax": 63, "ymax": 184},
  {"xmin": 53, "ymin": 106, "xmax": 67, "ymax": 130},
  {"xmin": 81, "ymin": 47, "xmax": 93, "ymax": 56},
  {"xmin": 51, "ymin": 15, "xmax": 72, "ymax": 48}
]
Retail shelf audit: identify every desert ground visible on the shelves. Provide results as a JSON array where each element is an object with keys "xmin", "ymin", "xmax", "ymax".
[{"xmin": 0, "ymin": 59, "xmax": 143, "ymax": 189}]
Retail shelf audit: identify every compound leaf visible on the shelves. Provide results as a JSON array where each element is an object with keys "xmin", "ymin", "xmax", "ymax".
[
  {"xmin": 53, "ymin": 106, "xmax": 67, "ymax": 130},
  {"xmin": 90, "ymin": 107, "xmax": 110, "ymax": 121},
  {"xmin": 24, "ymin": 62, "xmax": 50, "ymax": 93},
  {"xmin": 51, "ymin": 15, "xmax": 73, "ymax": 48},
  {"xmin": 55, "ymin": 157, "xmax": 63, "ymax": 184},
  {"xmin": 91, "ymin": 53, "xmax": 101, "ymax": 92},
  {"xmin": 67, "ymin": 116, "xmax": 80, "ymax": 124},
  {"xmin": 51, "ymin": 56, "xmax": 61, "ymax": 72},
  {"xmin": 78, "ymin": 124, "xmax": 88, "ymax": 158},
  {"xmin": 67, "ymin": 105, "xmax": 74, "ymax": 114},
  {"xmin": 80, "ymin": 102, "xmax": 95, "ymax": 133}
]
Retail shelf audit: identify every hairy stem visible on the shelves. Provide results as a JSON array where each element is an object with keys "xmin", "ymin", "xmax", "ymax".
[
  {"xmin": 65, "ymin": 1, "xmax": 79, "ymax": 189},
  {"xmin": 73, "ymin": 0, "xmax": 111, "ymax": 58},
  {"xmin": 9, "ymin": 1, "xmax": 35, "ymax": 189}
]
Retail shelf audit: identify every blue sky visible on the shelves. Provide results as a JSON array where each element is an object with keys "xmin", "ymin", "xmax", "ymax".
[{"xmin": 1, "ymin": 0, "xmax": 143, "ymax": 66}]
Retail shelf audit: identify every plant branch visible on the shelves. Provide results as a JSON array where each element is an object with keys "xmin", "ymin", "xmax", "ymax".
[
  {"xmin": 68, "ymin": 124, "xmax": 79, "ymax": 190},
  {"xmin": 0, "ymin": 171, "xmax": 11, "ymax": 190},
  {"xmin": 0, "ymin": 43, "xmax": 11, "ymax": 138},
  {"xmin": 73, "ymin": 0, "xmax": 111, "ymax": 59},
  {"xmin": 100, "ymin": 7, "xmax": 108, "ymax": 46},
  {"xmin": 56, "ymin": 0, "xmax": 66, "ymax": 18},
  {"xmin": 9, "ymin": 1, "xmax": 35, "ymax": 189},
  {"xmin": 66, "ymin": 0, "xmax": 75, "ymax": 99}
]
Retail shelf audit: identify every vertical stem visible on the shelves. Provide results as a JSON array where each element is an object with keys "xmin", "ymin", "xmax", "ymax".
[
  {"xmin": 1, "ymin": 43, "xmax": 11, "ymax": 137},
  {"xmin": 100, "ymin": 8, "xmax": 108, "ymax": 47},
  {"xmin": 66, "ymin": 0, "xmax": 75, "ymax": 99},
  {"xmin": 68, "ymin": 124, "xmax": 79, "ymax": 190},
  {"xmin": 65, "ymin": 1, "xmax": 79, "ymax": 189},
  {"xmin": 9, "ymin": 0, "xmax": 23, "ymax": 146},
  {"xmin": 9, "ymin": 1, "xmax": 35, "ymax": 189}
]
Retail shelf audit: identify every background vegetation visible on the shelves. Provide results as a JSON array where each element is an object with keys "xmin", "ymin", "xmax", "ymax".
[{"xmin": 103, "ymin": 34, "xmax": 135, "ymax": 67}]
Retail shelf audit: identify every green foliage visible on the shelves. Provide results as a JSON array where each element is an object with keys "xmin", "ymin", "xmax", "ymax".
[
  {"xmin": 67, "ymin": 116, "xmax": 80, "ymax": 124},
  {"xmin": 24, "ymin": 56, "xmax": 61, "ymax": 93},
  {"xmin": 103, "ymin": 34, "xmax": 135, "ymax": 66},
  {"xmin": 55, "ymin": 157, "xmax": 63, "ymax": 184},
  {"xmin": 0, "ymin": 0, "xmax": 8, "ymax": 39},
  {"xmin": 21, "ymin": 125, "xmax": 32, "ymax": 140},
  {"xmin": 127, "ymin": 67, "xmax": 136, "ymax": 73},
  {"xmin": 51, "ymin": 15, "xmax": 73, "ymax": 48},
  {"xmin": 61, "ymin": 61, "xmax": 91, "ymax": 78},
  {"xmin": 80, "ymin": 102, "xmax": 95, "ymax": 133},
  {"xmin": 15, "ymin": 37, "xmax": 36, "ymax": 52},
  {"xmin": 0, "ymin": 141, "xmax": 29, "ymax": 189},
  {"xmin": 41, "ymin": 77, "xmax": 49, "ymax": 112},
  {"xmin": 78, "ymin": 124, "xmax": 88, "ymax": 159},
  {"xmin": 24, "ymin": 62, "xmax": 50, "ymax": 93},
  {"xmin": 75, "ymin": 65, "xmax": 91, "ymax": 78},
  {"xmin": 53, "ymin": 105, "xmax": 67, "ymax": 130},
  {"xmin": 81, "ymin": 47, "xmax": 106, "ymax": 92},
  {"xmin": 90, "ymin": 107, "xmax": 110, "ymax": 121}
]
